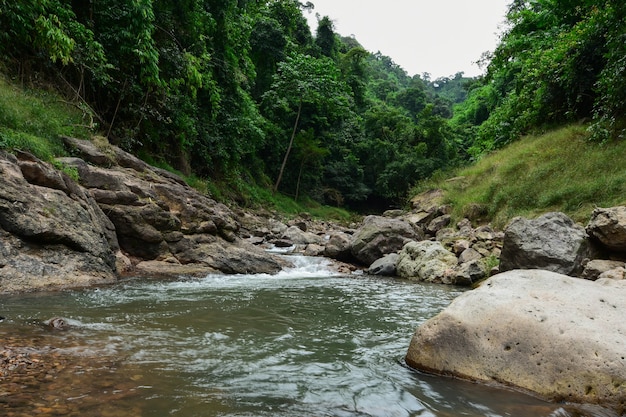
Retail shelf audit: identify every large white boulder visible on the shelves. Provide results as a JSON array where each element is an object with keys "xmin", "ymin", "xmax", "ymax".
[{"xmin": 405, "ymin": 270, "xmax": 626, "ymax": 413}]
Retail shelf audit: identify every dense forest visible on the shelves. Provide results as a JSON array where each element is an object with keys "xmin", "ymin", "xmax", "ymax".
[{"xmin": 0, "ymin": 0, "xmax": 624, "ymax": 210}]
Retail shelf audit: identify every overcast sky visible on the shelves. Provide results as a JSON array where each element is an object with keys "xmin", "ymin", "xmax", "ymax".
[{"xmin": 304, "ymin": 0, "xmax": 509, "ymax": 79}]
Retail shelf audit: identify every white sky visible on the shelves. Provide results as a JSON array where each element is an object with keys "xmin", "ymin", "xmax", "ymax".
[{"xmin": 304, "ymin": 0, "xmax": 509, "ymax": 79}]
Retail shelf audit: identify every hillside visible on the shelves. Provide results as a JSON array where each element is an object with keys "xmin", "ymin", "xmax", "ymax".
[
  {"xmin": 413, "ymin": 124, "xmax": 626, "ymax": 228},
  {"xmin": 0, "ymin": 1, "xmax": 624, "ymax": 217}
]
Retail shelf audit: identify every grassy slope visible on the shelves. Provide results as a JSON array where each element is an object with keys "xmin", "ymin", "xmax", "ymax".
[
  {"xmin": 413, "ymin": 125, "xmax": 626, "ymax": 229},
  {"xmin": 0, "ymin": 76, "xmax": 94, "ymax": 160}
]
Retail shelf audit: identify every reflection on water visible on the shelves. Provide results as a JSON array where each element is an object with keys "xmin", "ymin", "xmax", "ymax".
[{"xmin": 0, "ymin": 255, "xmax": 614, "ymax": 416}]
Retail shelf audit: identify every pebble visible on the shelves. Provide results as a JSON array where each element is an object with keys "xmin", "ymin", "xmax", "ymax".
[{"xmin": 0, "ymin": 331, "xmax": 142, "ymax": 416}]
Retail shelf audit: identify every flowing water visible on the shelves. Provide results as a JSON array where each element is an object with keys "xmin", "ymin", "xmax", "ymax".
[{"xmin": 0, "ymin": 255, "xmax": 611, "ymax": 416}]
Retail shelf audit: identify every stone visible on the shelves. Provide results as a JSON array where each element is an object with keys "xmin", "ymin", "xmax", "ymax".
[
  {"xmin": 281, "ymin": 225, "xmax": 321, "ymax": 245},
  {"xmin": 598, "ymin": 267, "xmax": 625, "ymax": 280},
  {"xmin": 367, "ymin": 253, "xmax": 399, "ymax": 276},
  {"xmin": 383, "ymin": 209, "xmax": 404, "ymax": 218},
  {"xmin": 499, "ymin": 212, "xmax": 590, "ymax": 276},
  {"xmin": 196, "ymin": 241, "xmax": 287, "ymax": 274},
  {"xmin": 324, "ymin": 232, "xmax": 353, "ymax": 262},
  {"xmin": 61, "ymin": 136, "xmax": 113, "ymax": 166},
  {"xmin": 426, "ymin": 214, "xmax": 451, "ymax": 235},
  {"xmin": 17, "ymin": 152, "xmax": 68, "ymax": 192},
  {"xmin": 454, "ymin": 260, "xmax": 489, "ymax": 286},
  {"xmin": 2, "ymin": 137, "xmax": 303, "ymax": 293},
  {"xmin": 410, "ymin": 189, "xmax": 444, "ymax": 212},
  {"xmin": 0, "ymin": 152, "xmax": 118, "ymax": 293},
  {"xmin": 269, "ymin": 219, "xmax": 288, "ymax": 235},
  {"xmin": 581, "ymin": 259, "xmax": 626, "ymax": 280},
  {"xmin": 451, "ymin": 239, "xmax": 471, "ymax": 255},
  {"xmin": 404, "ymin": 211, "xmax": 436, "ymax": 228},
  {"xmin": 396, "ymin": 241, "xmax": 457, "ymax": 284},
  {"xmin": 587, "ymin": 206, "xmax": 626, "ymax": 252},
  {"xmin": 405, "ymin": 270, "xmax": 626, "ymax": 414},
  {"xmin": 303, "ymin": 243, "xmax": 325, "ymax": 257},
  {"xmin": 350, "ymin": 215, "xmax": 420, "ymax": 266},
  {"xmin": 458, "ymin": 247, "xmax": 482, "ymax": 264}
]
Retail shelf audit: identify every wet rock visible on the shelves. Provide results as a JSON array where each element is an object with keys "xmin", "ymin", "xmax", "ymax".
[
  {"xmin": 303, "ymin": 244, "xmax": 325, "ymax": 257},
  {"xmin": 45, "ymin": 317, "xmax": 68, "ymax": 330},
  {"xmin": 367, "ymin": 253, "xmax": 399, "ymax": 276},
  {"xmin": 324, "ymin": 232, "xmax": 353, "ymax": 262},
  {"xmin": 281, "ymin": 225, "xmax": 321, "ymax": 245}
]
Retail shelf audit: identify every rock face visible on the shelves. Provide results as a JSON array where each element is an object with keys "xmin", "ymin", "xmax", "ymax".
[
  {"xmin": 499, "ymin": 212, "xmax": 590, "ymax": 276},
  {"xmin": 405, "ymin": 270, "xmax": 626, "ymax": 414},
  {"xmin": 0, "ymin": 151, "xmax": 118, "ymax": 292},
  {"xmin": 60, "ymin": 137, "xmax": 284, "ymax": 276},
  {"xmin": 0, "ymin": 138, "xmax": 288, "ymax": 294}
]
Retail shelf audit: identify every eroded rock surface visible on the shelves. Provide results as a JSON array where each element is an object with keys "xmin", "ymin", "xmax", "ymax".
[
  {"xmin": 587, "ymin": 206, "xmax": 626, "ymax": 252},
  {"xmin": 0, "ymin": 151, "xmax": 118, "ymax": 292},
  {"xmin": 396, "ymin": 241, "xmax": 458, "ymax": 284},
  {"xmin": 0, "ymin": 137, "xmax": 289, "ymax": 293},
  {"xmin": 350, "ymin": 215, "xmax": 420, "ymax": 266},
  {"xmin": 405, "ymin": 270, "xmax": 626, "ymax": 413}
]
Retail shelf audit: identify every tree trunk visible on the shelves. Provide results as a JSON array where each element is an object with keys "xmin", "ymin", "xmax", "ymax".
[
  {"xmin": 295, "ymin": 156, "xmax": 306, "ymax": 202},
  {"xmin": 273, "ymin": 98, "xmax": 302, "ymax": 194}
]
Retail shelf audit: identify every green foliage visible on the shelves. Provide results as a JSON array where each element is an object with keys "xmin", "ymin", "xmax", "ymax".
[
  {"xmin": 0, "ymin": 76, "xmax": 92, "ymax": 160},
  {"xmin": 412, "ymin": 125, "xmax": 626, "ymax": 228},
  {"xmin": 457, "ymin": 0, "xmax": 626, "ymax": 156},
  {"xmin": 591, "ymin": 2, "xmax": 626, "ymax": 141},
  {"xmin": 315, "ymin": 16, "xmax": 339, "ymax": 59},
  {"xmin": 52, "ymin": 160, "xmax": 79, "ymax": 181},
  {"xmin": 261, "ymin": 52, "xmax": 352, "ymax": 194}
]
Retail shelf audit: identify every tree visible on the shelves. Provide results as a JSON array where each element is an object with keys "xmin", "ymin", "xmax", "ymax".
[
  {"xmin": 262, "ymin": 53, "xmax": 350, "ymax": 194},
  {"xmin": 463, "ymin": 0, "xmax": 626, "ymax": 153},
  {"xmin": 315, "ymin": 16, "xmax": 338, "ymax": 59}
]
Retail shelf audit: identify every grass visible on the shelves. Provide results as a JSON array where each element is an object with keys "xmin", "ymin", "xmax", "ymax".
[
  {"xmin": 411, "ymin": 125, "xmax": 626, "ymax": 228},
  {"xmin": 0, "ymin": 75, "xmax": 93, "ymax": 161}
]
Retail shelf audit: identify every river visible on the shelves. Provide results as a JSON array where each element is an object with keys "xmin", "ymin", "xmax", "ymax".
[{"xmin": 0, "ymin": 254, "xmax": 606, "ymax": 416}]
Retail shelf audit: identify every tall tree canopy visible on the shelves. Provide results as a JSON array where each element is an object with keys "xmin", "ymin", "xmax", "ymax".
[{"xmin": 1, "ymin": 0, "xmax": 622, "ymax": 209}]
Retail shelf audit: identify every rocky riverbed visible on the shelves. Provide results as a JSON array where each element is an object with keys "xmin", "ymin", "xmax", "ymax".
[{"xmin": 0, "ymin": 329, "xmax": 145, "ymax": 417}]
